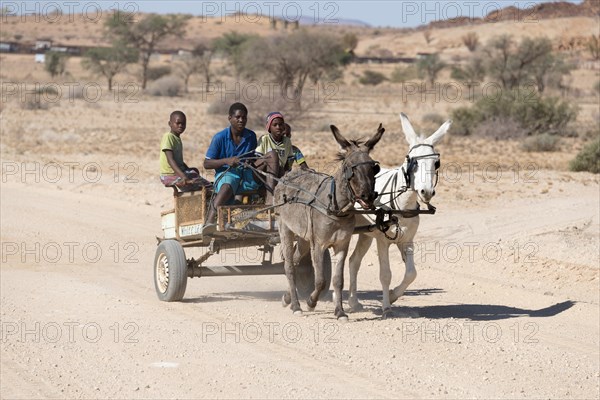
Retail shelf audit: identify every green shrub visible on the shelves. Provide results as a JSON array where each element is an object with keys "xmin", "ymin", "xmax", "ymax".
[
  {"xmin": 448, "ymin": 106, "xmax": 482, "ymax": 136},
  {"xmin": 359, "ymin": 70, "xmax": 387, "ymax": 86},
  {"xmin": 451, "ymin": 89, "xmax": 578, "ymax": 138},
  {"xmin": 44, "ymin": 51, "xmax": 68, "ymax": 77},
  {"xmin": 594, "ymin": 80, "xmax": 600, "ymax": 95},
  {"xmin": 569, "ymin": 138, "xmax": 600, "ymax": 173},
  {"xmin": 520, "ymin": 133, "xmax": 560, "ymax": 152}
]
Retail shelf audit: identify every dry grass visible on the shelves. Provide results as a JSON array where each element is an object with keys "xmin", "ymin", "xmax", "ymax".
[{"xmin": 1, "ymin": 15, "xmax": 597, "ymax": 179}]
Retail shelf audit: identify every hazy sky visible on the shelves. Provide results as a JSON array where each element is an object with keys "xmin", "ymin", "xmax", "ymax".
[
  {"xmin": 120, "ymin": 0, "xmax": 583, "ymax": 28},
  {"xmin": 11, "ymin": 1, "xmax": 583, "ymax": 28}
]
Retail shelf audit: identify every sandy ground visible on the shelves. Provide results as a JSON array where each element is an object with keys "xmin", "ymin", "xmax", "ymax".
[
  {"xmin": 0, "ymin": 10, "xmax": 599, "ymax": 396},
  {"xmin": 1, "ymin": 139, "xmax": 598, "ymax": 399}
]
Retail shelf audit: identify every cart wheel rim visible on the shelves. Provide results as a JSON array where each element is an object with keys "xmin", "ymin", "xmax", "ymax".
[{"xmin": 156, "ymin": 252, "xmax": 169, "ymax": 294}]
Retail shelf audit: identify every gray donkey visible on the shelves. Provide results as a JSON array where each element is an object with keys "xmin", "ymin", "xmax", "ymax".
[{"xmin": 274, "ymin": 124, "xmax": 385, "ymax": 321}]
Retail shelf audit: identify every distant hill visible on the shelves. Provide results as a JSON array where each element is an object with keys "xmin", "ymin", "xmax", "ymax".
[
  {"xmin": 1, "ymin": 0, "xmax": 596, "ymax": 57},
  {"xmin": 297, "ymin": 16, "xmax": 371, "ymax": 27},
  {"xmin": 424, "ymin": 0, "xmax": 599, "ymax": 30}
]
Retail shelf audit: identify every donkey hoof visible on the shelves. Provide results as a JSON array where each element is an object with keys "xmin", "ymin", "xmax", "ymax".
[
  {"xmin": 382, "ymin": 307, "xmax": 394, "ymax": 320},
  {"xmin": 389, "ymin": 290, "xmax": 399, "ymax": 304},
  {"xmin": 337, "ymin": 315, "xmax": 349, "ymax": 323},
  {"xmin": 306, "ymin": 305, "xmax": 315, "ymax": 312},
  {"xmin": 282, "ymin": 293, "xmax": 291, "ymax": 307},
  {"xmin": 293, "ymin": 309, "xmax": 303, "ymax": 316},
  {"xmin": 348, "ymin": 302, "xmax": 364, "ymax": 313}
]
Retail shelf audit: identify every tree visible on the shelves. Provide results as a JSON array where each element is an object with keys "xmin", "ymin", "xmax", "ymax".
[
  {"xmin": 417, "ymin": 53, "xmax": 446, "ymax": 86},
  {"xmin": 212, "ymin": 31, "xmax": 257, "ymax": 80},
  {"xmin": 462, "ymin": 32, "xmax": 479, "ymax": 52},
  {"xmin": 44, "ymin": 51, "xmax": 69, "ymax": 78},
  {"xmin": 483, "ymin": 35, "xmax": 514, "ymax": 89},
  {"xmin": 587, "ymin": 35, "xmax": 600, "ymax": 60},
  {"xmin": 81, "ymin": 44, "xmax": 138, "ymax": 91},
  {"xmin": 530, "ymin": 52, "xmax": 571, "ymax": 93},
  {"xmin": 451, "ymin": 56, "xmax": 485, "ymax": 99},
  {"xmin": 483, "ymin": 35, "xmax": 562, "ymax": 92},
  {"xmin": 240, "ymin": 30, "xmax": 347, "ymax": 109},
  {"xmin": 342, "ymin": 32, "xmax": 359, "ymax": 56},
  {"xmin": 175, "ymin": 42, "xmax": 213, "ymax": 93},
  {"xmin": 105, "ymin": 13, "xmax": 189, "ymax": 89},
  {"xmin": 423, "ymin": 30, "xmax": 433, "ymax": 45}
]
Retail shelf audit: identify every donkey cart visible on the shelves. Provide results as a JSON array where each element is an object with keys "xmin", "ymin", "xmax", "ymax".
[{"xmin": 154, "ymin": 187, "xmax": 332, "ymax": 302}]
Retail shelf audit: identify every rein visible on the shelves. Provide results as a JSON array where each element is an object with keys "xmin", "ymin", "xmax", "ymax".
[
  {"xmin": 224, "ymin": 143, "xmax": 440, "ymax": 230},
  {"xmin": 242, "ymin": 152, "xmax": 380, "ymax": 219}
]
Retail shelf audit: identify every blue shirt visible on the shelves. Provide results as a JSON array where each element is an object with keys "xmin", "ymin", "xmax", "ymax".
[{"xmin": 205, "ymin": 126, "xmax": 257, "ymax": 174}]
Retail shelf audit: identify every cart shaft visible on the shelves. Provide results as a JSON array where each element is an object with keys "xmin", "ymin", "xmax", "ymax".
[{"xmin": 189, "ymin": 262, "xmax": 285, "ymax": 278}]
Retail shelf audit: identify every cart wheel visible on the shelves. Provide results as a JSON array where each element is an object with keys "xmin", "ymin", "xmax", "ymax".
[
  {"xmin": 154, "ymin": 240, "xmax": 188, "ymax": 302},
  {"xmin": 295, "ymin": 250, "xmax": 332, "ymax": 301}
]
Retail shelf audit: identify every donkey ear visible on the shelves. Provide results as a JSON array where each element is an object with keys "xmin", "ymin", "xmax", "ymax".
[
  {"xmin": 399, "ymin": 113, "xmax": 418, "ymax": 147},
  {"xmin": 364, "ymin": 123, "xmax": 385, "ymax": 151},
  {"xmin": 330, "ymin": 125, "xmax": 351, "ymax": 150},
  {"xmin": 425, "ymin": 119, "xmax": 452, "ymax": 146}
]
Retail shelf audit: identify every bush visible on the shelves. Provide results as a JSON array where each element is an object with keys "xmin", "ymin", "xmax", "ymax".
[
  {"xmin": 146, "ymin": 65, "xmax": 172, "ymax": 81},
  {"xmin": 207, "ymin": 99, "xmax": 230, "ymax": 115},
  {"xmin": 569, "ymin": 138, "xmax": 600, "ymax": 173},
  {"xmin": 422, "ymin": 112, "xmax": 445, "ymax": 126},
  {"xmin": 146, "ymin": 75, "xmax": 182, "ymax": 97},
  {"xmin": 520, "ymin": 133, "xmax": 560, "ymax": 152},
  {"xmin": 19, "ymin": 86, "xmax": 58, "ymax": 110},
  {"xmin": 207, "ymin": 91, "xmax": 304, "ymax": 129},
  {"xmin": 44, "ymin": 51, "xmax": 68, "ymax": 77},
  {"xmin": 594, "ymin": 80, "xmax": 600, "ymax": 95},
  {"xmin": 21, "ymin": 97, "xmax": 48, "ymax": 110},
  {"xmin": 462, "ymin": 32, "xmax": 479, "ymax": 52},
  {"xmin": 359, "ymin": 70, "xmax": 387, "ymax": 86},
  {"xmin": 390, "ymin": 65, "xmax": 418, "ymax": 83},
  {"xmin": 416, "ymin": 53, "xmax": 446, "ymax": 86},
  {"xmin": 451, "ymin": 89, "xmax": 578, "ymax": 138}
]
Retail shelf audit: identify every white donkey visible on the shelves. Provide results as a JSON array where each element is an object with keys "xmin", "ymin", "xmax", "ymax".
[{"xmin": 348, "ymin": 113, "xmax": 451, "ymax": 318}]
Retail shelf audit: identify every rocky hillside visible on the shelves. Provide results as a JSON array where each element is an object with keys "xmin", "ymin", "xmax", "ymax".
[{"xmin": 427, "ymin": 0, "xmax": 599, "ymax": 30}]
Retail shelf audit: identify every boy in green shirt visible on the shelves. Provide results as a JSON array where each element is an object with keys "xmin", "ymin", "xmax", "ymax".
[{"xmin": 159, "ymin": 110, "xmax": 210, "ymax": 191}]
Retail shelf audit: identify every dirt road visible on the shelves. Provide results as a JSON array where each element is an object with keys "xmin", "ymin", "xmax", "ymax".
[{"xmin": 1, "ymin": 161, "xmax": 598, "ymax": 399}]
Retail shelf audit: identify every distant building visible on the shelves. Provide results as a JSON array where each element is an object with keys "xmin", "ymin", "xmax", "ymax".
[
  {"xmin": 0, "ymin": 42, "xmax": 19, "ymax": 53},
  {"xmin": 35, "ymin": 54, "xmax": 45, "ymax": 63},
  {"xmin": 353, "ymin": 56, "xmax": 416, "ymax": 64},
  {"xmin": 49, "ymin": 46, "xmax": 81, "ymax": 55},
  {"xmin": 35, "ymin": 38, "xmax": 52, "ymax": 51}
]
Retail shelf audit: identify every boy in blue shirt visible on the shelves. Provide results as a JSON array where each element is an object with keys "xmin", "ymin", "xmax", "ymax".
[{"xmin": 203, "ymin": 102, "xmax": 258, "ymax": 233}]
